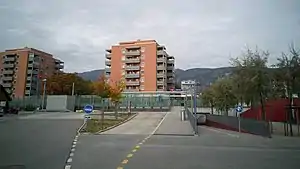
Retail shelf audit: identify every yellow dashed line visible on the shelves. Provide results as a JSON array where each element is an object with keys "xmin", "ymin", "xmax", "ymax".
[
  {"xmin": 122, "ymin": 159, "xmax": 129, "ymax": 164},
  {"xmin": 127, "ymin": 154, "xmax": 133, "ymax": 158},
  {"xmin": 117, "ymin": 167, "xmax": 123, "ymax": 169},
  {"xmin": 132, "ymin": 149, "xmax": 137, "ymax": 153},
  {"xmin": 135, "ymin": 145, "xmax": 140, "ymax": 149}
]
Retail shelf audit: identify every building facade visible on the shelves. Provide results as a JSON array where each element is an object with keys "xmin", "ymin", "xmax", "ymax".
[
  {"xmin": 104, "ymin": 39, "xmax": 175, "ymax": 92},
  {"xmin": 181, "ymin": 80, "xmax": 198, "ymax": 93},
  {"xmin": 0, "ymin": 47, "xmax": 64, "ymax": 98}
]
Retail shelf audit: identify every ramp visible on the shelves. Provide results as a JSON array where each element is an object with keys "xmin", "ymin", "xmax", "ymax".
[
  {"xmin": 154, "ymin": 107, "xmax": 195, "ymax": 136},
  {"xmin": 101, "ymin": 112, "xmax": 166, "ymax": 135}
]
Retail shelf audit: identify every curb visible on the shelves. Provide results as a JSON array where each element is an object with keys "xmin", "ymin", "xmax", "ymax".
[
  {"xmin": 80, "ymin": 113, "xmax": 138, "ymax": 135},
  {"xmin": 96, "ymin": 113, "xmax": 138, "ymax": 134}
]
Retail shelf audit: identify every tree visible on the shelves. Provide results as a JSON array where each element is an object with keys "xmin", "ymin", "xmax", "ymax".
[
  {"xmin": 108, "ymin": 78, "xmax": 126, "ymax": 119},
  {"xmin": 231, "ymin": 48, "xmax": 271, "ymax": 120},
  {"xmin": 46, "ymin": 72, "xmax": 93, "ymax": 95},
  {"xmin": 274, "ymin": 45, "xmax": 300, "ymax": 136},
  {"xmin": 92, "ymin": 75, "xmax": 111, "ymax": 129},
  {"xmin": 211, "ymin": 77, "xmax": 237, "ymax": 115},
  {"xmin": 201, "ymin": 87, "xmax": 215, "ymax": 114}
]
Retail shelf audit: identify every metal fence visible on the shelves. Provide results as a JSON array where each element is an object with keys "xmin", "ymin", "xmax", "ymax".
[{"xmin": 8, "ymin": 91, "xmax": 203, "ymax": 111}]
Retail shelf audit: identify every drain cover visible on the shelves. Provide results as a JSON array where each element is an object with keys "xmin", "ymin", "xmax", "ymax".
[{"xmin": 0, "ymin": 165, "xmax": 26, "ymax": 169}]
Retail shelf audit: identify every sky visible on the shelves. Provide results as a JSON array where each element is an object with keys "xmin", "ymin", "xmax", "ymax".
[{"xmin": 0, "ymin": 0, "xmax": 299, "ymax": 73}]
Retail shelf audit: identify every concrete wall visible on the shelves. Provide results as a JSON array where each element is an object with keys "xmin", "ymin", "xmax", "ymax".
[
  {"xmin": 46, "ymin": 95, "xmax": 75, "ymax": 112},
  {"xmin": 204, "ymin": 114, "xmax": 271, "ymax": 137}
]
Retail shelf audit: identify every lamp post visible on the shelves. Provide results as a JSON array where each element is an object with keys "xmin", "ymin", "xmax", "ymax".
[{"xmin": 41, "ymin": 78, "xmax": 47, "ymax": 110}]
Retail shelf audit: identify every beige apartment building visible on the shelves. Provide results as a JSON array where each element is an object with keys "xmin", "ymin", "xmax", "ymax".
[
  {"xmin": 0, "ymin": 47, "xmax": 64, "ymax": 98},
  {"xmin": 104, "ymin": 39, "xmax": 175, "ymax": 92}
]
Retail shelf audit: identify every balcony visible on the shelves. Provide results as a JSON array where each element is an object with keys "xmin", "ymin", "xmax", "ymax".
[
  {"xmin": 1, "ymin": 76, "xmax": 13, "ymax": 81},
  {"xmin": 167, "ymin": 79, "xmax": 175, "ymax": 84},
  {"xmin": 27, "ymin": 70, "xmax": 39, "ymax": 75},
  {"xmin": 167, "ymin": 66, "xmax": 174, "ymax": 71},
  {"xmin": 157, "ymin": 50, "xmax": 166, "ymax": 55},
  {"xmin": 105, "ymin": 74, "xmax": 110, "ymax": 78},
  {"xmin": 157, "ymin": 65, "xmax": 166, "ymax": 70},
  {"xmin": 55, "ymin": 59, "xmax": 64, "ymax": 64},
  {"xmin": 157, "ymin": 57, "xmax": 166, "ymax": 63},
  {"xmin": 105, "ymin": 53, "xmax": 111, "ymax": 59},
  {"xmin": 55, "ymin": 64, "xmax": 64, "ymax": 69},
  {"xmin": 124, "ymin": 89, "xmax": 140, "ymax": 92},
  {"xmin": 125, "ymin": 66, "xmax": 140, "ymax": 71},
  {"xmin": 28, "ymin": 62, "xmax": 39, "ymax": 68},
  {"xmin": 105, "ymin": 60, "xmax": 111, "ymax": 65},
  {"xmin": 5, "ymin": 89, "xmax": 11, "ymax": 94},
  {"xmin": 126, "ymin": 46, "xmax": 140, "ymax": 50},
  {"xmin": 27, "ymin": 76, "xmax": 38, "ymax": 82},
  {"xmin": 167, "ymin": 72, "xmax": 174, "ymax": 77},
  {"xmin": 124, "ymin": 58, "xmax": 140, "ymax": 63},
  {"xmin": 2, "ymin": 83, "xmax": 12, "ymax": 88},
  {"xmin": 126, "ymin": 81, "xmax": 140, "ymax": 86},
  {"xmin": 124, "ymin": 50, "xmax": 141, "ymax": 56},
  {"xmin": 3, "ymin": 57, "xmax": 16, "ymax": 62},
  {"xmin": 3, "ymin": 64, "xmax": 15, "ymax": 68},
  {"xmin": 167, "ymin": 59, "xmax": 174, "ymax": 64},
  {"xmin": 2, "ymin": 70, "xmax": 14, "ymax": 75},
  {"xmin": 125, "ymin": 73, "xmax": 140, "ymax": 79},
  {"xmin": 105, "ymin": 68, "xmax": 111, "ymax": 73},
  {"xmin": 157, "ymin": 73, "xmax": 166, "ymax": 78},
  {"xmin": 157, "ymin": 81, "xmax": 164, "ymax": 85}
]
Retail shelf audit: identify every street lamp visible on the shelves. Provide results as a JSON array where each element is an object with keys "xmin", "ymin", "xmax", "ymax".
[{"xmin": 41, "ymin": 78, "xmax": 47, "ymax": 110}]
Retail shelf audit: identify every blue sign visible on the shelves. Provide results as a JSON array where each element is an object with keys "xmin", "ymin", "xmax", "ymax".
[
  {"xmin": 84, "ymin": 104, "xmax": 93, "ymax": 114},
  {"xmin": 236, "ymin": 105, "xmax": 243, "ymax": 113}
]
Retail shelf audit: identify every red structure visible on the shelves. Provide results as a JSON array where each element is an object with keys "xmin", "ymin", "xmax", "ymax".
[{"xmin": 241, "ymin": 98, "xmax": 300, "ymax": 122}]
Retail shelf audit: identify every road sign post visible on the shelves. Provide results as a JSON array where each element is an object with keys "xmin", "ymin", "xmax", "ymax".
[
  {"xmin": 83, "ymin": 104, "xmax": 93, "ymax": 122},
  {"xmin": 236, "ymin": 105, "xmax": 243, "ymax": 134}
]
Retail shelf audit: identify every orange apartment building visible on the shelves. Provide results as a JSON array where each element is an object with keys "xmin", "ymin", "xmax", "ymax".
[
  {"xmin": 104, "ymin": 39, "xmax": 175, "ymax": 92},
  {"xmin": 0, "ymin": 47, "xmax": 64, "ymax": 98}
]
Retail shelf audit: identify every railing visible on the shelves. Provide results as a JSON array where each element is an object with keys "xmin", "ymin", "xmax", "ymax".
[{"xmin": 185, "ymin": 107, "xmax": 198, "ymax": 135}]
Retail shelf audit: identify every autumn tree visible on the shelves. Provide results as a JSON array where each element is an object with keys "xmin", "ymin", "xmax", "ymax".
[
  {"xmin": 108, "ymin": 78, "xmax": 126, "ymax": 119},
  {"xmin": 46, "ymin": 72, "xmax": 93, "ymax": 95}
]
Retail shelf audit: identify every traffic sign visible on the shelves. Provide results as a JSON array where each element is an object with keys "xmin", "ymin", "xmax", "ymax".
[
  {"xmin": 83, "ymin": 104, "xmax": 93, "ymax": 114},
  {"xmin": 236, "ymin": 105, "xmax": 243, "ymax": 113}
]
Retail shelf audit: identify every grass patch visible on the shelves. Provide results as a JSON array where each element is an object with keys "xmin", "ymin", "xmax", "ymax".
[{"xmin": 81, "ymin": 113, "xmax": 135, "ymax": 133}]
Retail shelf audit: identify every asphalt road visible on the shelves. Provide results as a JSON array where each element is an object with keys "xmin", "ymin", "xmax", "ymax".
[
  {"xmin": 125, "ymin": 126, "xmax": 300, "ymax": 169},
  {"xmin": 0, "ymin": 113, "xmax": 83, "ymax": 169}
]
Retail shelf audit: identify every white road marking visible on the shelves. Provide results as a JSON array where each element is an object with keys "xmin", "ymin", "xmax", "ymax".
[
  {"xmin": 70, "ymin": 153, "xmax": 74, "ymax": 157},
  {"xmin": 202, "ymin": 126, "xmax": 239, "ymax": 137},
  {"xmin": 72, "ymin": 145, "xmax": 76, "ymax": 148},
  {"xmin": 151, "ymin": 112, "xmax": 170, "ymax": 135},
  {"xmin": 67, "ymin": 158, "xmax": 73, "ymax": 163},
  {"xmin": 71, "ymin": 148, "xmax": 75, "ymax": 152},
  {"xmin": 73, "ymin": 141, "xmax": 77, "ymax": 145},
  {"xmin": 64, "ymin": 165, "xmax": 71, "ymax": 169}
]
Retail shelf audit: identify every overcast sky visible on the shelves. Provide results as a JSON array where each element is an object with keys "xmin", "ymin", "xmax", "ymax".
[{"xmin": 0, "ymin": 0, "xmax": 299, "ymax": 72}]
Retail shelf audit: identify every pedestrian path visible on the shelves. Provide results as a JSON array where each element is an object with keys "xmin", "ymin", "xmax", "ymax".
[{"xmin": 154, "ymin": 107, "xmax": 195, "ymax": 136}]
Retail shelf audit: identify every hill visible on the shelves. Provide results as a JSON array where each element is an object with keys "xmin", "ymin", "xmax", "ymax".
[{"xmin": 77, "ymin": 67, "xmax": 234, "ymax": 87}]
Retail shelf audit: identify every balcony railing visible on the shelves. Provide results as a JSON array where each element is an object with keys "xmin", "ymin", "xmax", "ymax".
[
  {"xmin": 105, "ymin": 68, "xmax": 111, "ymax": 73},
  {"xmin": 2, "ymin": 70, "xmax": 14, "ymax": 75},
  {"xmin": 3, "ymin": 64, "xmax": 14, "ymax": 68},
  {"xmin": 105, "ymin": 60, "xmax": 111, "ymax": 65},
  {"xmin": 3, "ymin": 57, "xmax": 16, "ymax": 62},
  {"xmin": 167, "ymin": 59, "xmax": 174, "ymax": 64},
  {"xmin": 157, "ymin": 57, "xmax": 166, "ymax": 63},
  {"xmin": 2, "ymin": 83, "xmax": 12, "ymax": 88},
  {"xmin": 125, "ymin": 66, "xmax": 140, "ymax": 71},
  {"xmin": 124, "ymin": 58, "xmax": 140, "ymax": 63},
  {"xmin": 1, "ymin": 76, "xmax": 13, "ymax": 81},
  {"xmin": 125, "ymin": 50, "xmax": 141, "ymax": 56},
  {"xmin": 157, "ymin": 73, "xmax": 166, "ymax": 78},
  {"xmin": 157, "ymin": 66, "xmax": 165, "ymax": 70},
  {"xmin": 105, "ymin": 53, "xmax": 111, "ymax": 59},
  {"xmin": 157, "ymin": 50, "xmax": 166, "ymax": 55},
  {"xmin": 125, "ymin": 73, "xmax": 140, "ymax": 78},
  {"xmin": 126, "ymin": 81, "xmax": 140, "ymax": 86}
]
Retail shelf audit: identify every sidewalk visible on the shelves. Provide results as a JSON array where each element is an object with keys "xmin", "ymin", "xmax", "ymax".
[{"xmin": 154, "ymin": 106, "xmax": 195, "ymax": 136}]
